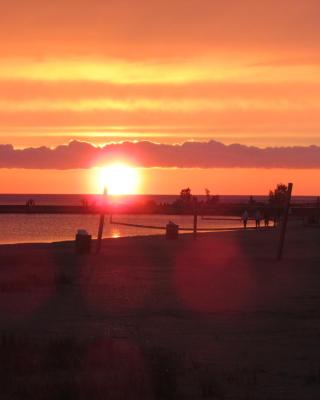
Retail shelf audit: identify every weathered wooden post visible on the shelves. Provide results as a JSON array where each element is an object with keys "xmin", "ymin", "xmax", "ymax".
[
  {"xmin": 96, "ymin": 186, "xmax": 107, "ymax": 254},
  {"xmin": 193, "ymin": 198, "xmax": 198, "ymax": 239},
  {"xmin": 277, "ymin": 182, "xmax": 293, "ymax": 261}
]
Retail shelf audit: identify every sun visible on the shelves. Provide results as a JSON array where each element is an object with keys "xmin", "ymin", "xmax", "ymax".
[{"xmin": 100, "ymin": 164, "xmax": 139, "ymax": 195}]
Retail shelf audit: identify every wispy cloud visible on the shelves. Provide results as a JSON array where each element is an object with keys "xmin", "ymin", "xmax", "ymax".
[
  {"xmin": 1, "ymin": 98, "xmax": 318, "ymax": 113},
  {"xmin": 0, "ymin": 1, "xmax": 320, "ymax": 147},
  {"xmin": 0, "ymin": 58, "xmax": 319, "ymax": 85}
]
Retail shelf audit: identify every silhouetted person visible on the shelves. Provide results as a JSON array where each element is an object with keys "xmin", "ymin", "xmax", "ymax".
[
  {"xmin": 254, "ymin": 209, "xmax": 262, "ymax": 228},
  {"xmin": 273, "ymin": 209, "xmax": 282, "ymax": 227},
  {"xmin": 242, "ymin": 210, "xmax": 249, "ymax": 229},
  {"xmin": 278, "ymin": 208, "xmax": 282, "ymax": 224},
  {"xmin": 264, "ymin": 209, "xmax": 270, "ymax": 227},
  {"xmin": 26, "ymin": 198, "xmax": 35, "ymax": 208}
]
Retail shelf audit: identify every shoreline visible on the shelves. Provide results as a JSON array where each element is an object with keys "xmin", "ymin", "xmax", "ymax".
[
  {"xmin": 0, "ymin": 225, "xmax": 272, "ymax": 247},
  {"xmin": 0, "ymin": 203, "xmax": 318, "ymax": 217}
]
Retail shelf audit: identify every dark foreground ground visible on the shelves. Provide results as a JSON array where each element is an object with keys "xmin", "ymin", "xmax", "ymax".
[{"xmin": 1, "ymin": 226, "xmax": 320, "ymax": 399}]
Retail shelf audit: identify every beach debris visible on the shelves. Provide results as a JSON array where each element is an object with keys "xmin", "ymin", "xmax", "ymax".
[
  {"xmin": 166, "ymin": 221, "xmax": 179, "ymax": 240},
  {"xmin": 75, "ymin": 229, "xmax": 92, "ymax": 254}
]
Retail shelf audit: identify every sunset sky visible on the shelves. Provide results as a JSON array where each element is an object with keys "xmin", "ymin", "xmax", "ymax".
[{"xmin": 1, "ymin": 0, "xmax": 320, "ymax": 194}]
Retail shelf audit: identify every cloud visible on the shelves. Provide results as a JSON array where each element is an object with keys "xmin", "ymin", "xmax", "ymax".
[
  {"xmin": 0, "ymin": 2, "xmax": 319, "ymax": 143},
  {"xmin": 1, "ymin": 81, "xmax": 320, "ymax": 102},
  {"xmin": 0, "ymin": 140, "xmax": 319, "ymax": 169}
]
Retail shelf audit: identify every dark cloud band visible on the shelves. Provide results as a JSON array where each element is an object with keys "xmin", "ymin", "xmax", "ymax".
[{"xmin": 0, "ymin": 140, "xmax": 319, "ymax": 169}]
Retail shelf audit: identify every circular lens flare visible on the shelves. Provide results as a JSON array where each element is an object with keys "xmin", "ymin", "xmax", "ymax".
[{"xmin": 100, "ymin": 164, "xmax": 139, "ymax": 195}]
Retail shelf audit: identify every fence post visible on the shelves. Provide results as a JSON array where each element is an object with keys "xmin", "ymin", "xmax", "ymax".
[
  {"xmin": 277, "ymin": 182, "xmax": 293, "ymax": 261},
  {"xmin": 193, "ymin": 201, "xmax": 198, "ymax": 239},
  {"xmin": 96, "ymin": 186, "xmax": 107, "ymax": 254}
]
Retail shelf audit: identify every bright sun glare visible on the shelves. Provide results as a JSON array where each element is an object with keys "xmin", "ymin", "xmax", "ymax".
[{"xmin": 100, "ymin": 164, "xmax": 139, "ymax": 195}]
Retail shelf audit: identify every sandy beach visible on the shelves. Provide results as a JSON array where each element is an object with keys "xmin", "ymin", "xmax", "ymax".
[{"xmin": 1, "ymin": 225, "xmax": 320, "ymax": 399}]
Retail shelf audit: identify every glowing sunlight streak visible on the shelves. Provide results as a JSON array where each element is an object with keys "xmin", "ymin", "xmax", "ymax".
[
  {"xmin": 0, "ymin": 98, "xmax": 318, "ymax": 113},
  {"xmin": 1, "ymin": 57, "xmax": 319, "ymax": 85}
]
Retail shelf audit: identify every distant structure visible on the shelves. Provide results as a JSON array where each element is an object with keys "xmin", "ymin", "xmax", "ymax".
[{"xmin": 26, "ymin": 198, "xmax": 35, "ymax": 207}]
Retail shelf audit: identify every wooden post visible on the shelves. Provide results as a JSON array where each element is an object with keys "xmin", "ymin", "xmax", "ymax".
[
  {"xmin": 193, "ymin": 201, "xmax": 198, "ymax": 239},
  {"xmin": 277, "ymin": 182, "xmax": 293, "ymax": 261},
  {"xmin": 96, "ymin": 186, "xmax": 107, "ymax": 254}
]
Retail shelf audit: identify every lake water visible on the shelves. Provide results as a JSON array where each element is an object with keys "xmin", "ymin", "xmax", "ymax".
[
  {"xmin": 0, "ymin": 214, "xmax": 253, "ymax": 244},
  {"xmin": 0, "ymin": 193, "xmax": 313, "ymax": 244},
  {"xmin": 0, "ymin": 194, "xmax": 317, "ymax": 206}
]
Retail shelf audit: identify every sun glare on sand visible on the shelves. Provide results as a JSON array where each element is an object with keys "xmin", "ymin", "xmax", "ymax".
[{"xmin": 100, "ymin": 164, "xmax": 139, "ymax": 195}]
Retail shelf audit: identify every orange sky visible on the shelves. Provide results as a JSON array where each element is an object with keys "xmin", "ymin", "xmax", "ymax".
[
  {"xmin": 0, "ymin": 1, "xmax": 319, "ymax": 194},
  {"xmin": 1, "ymin": 168, "xmax": 319, "ymax": 196}
]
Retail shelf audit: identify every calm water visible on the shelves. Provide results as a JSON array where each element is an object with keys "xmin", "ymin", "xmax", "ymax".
[
  {"xmin": 0, "ymin": 194, "xmax": 314, "ymax": 244},
  {"xmin": 0, "ymin": 194, "xmax": 317, "ymax": 206},
  {"xmin": 0, "ymin": 214, "xmax": 254, "ymax": 244}
]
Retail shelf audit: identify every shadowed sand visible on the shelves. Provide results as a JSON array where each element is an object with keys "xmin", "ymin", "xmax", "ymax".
[{"xmin": 1, "ymin": 226, "xmax": 320, "ymax": 399}]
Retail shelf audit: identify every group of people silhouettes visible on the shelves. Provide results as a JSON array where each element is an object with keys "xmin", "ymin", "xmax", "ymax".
[{"xmin": 241, "ymin": 209, "xmax": 277, "ymax": 229}]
